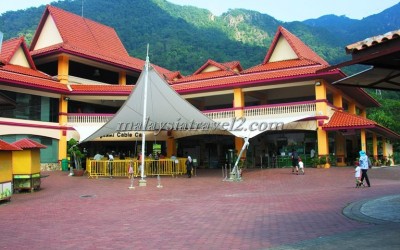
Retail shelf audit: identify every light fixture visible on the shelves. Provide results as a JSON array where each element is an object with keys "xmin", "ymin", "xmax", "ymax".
[
  {"xmin": 64, "ymin": 97, "xmax": 70, "ymax": 101},
  {"xmin": 93, "ymin": 69, "xmax": 100, "ymax": 77},
  {"xmin": 315, "ymin": 81, "xmax": 321, "ymax": 86}
]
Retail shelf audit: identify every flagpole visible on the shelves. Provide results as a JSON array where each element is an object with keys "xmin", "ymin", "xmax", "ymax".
[{"xmin": 139, "ymin": 44, "xmax": 150, "ymax": 186}]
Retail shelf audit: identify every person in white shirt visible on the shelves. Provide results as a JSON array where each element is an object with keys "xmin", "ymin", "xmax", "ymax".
[
  {"xmin": 354, "ymin": 165, "xmax": 363, "ymax": 187},
  {"xmin": 298, "ymin": 158, "xmax": 305, "ymax": 175},
  {"xmin": 107, "ymin": 152, "xmax": 114, "ymax": 178},
  {"xmin": 93, "ymin": 152, "xmax": 103, "ymax": 161},
  {"xmin": 359, "ymin": 150, "xmax": 371, "ymax": 187}
]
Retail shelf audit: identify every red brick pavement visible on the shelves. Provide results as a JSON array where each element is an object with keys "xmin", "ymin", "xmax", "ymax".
[{"xmin": 0, "ymin": 166, "xmax": 399, "ymax": 250}]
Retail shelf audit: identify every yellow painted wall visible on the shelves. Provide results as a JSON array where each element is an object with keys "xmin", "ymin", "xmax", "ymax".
[
  {"xmin": 0, "ymin": 152, "xmax": 13, "ymax": 182},
  {"xmin": 119, "ymin": 71, "xmax": 126, "ymax": 85},
  {"xmin": 360, "ymin": 129, "xmax": 366, "ymax": 152},
  {"xmin": 166, "ymin": 137, "xmax": 176, "ymax": 157},
  {"xmin": 12, "ymin": 150, "xmax": 40, "ymax": 174},
  {"xmin": 348, "ymin": 102, "xmax": 356, "ymax": 114},
  {"xmin": 57, "ymin": 55, "xmax": 69, "ymax": 84},
  {"xmin": 233, "ymin": 88, "xmax": 245, "ymax": 154},
  {"xmin": 372, "ymin": 133, "xmax": 378, "ymax": 159}
]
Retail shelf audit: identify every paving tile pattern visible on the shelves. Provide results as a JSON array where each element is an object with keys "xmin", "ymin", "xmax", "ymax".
[{"xmin": 0, "ymin": 166, "xmax": 399, "ymax": 250}]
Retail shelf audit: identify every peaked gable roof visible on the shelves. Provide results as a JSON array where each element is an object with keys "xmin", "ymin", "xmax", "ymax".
[
  {"xmin": 29, "ymin": 5, "xmax": 171, "ymax": 74},
  {"xmin": 263, "ymin": 26, "xmax": 329, "ymax": 66},
  {"xmin": 0, "ymin": 139, "xmax": 22, "ymax": 151},
  {"xmin": 164, "ymin": 71, "xmax": 183, "ymax": 82},
  {"xmin": 173, "ymin": 60, "xmax": 242, "ymax": 84},
  {"xmin": 12, "ymin": 138, "xmax": 47, "ymax": 149},
  {"xmin": 193, "ymin": 60, "xmax": 242, "ymax": 75},
  {"xmin": 0, "ymin": 37, "xmax": 36, "ymax": 69},
  {"xmin": 30, "ymin": 5, "xmax": 128, "ymax": 57}
]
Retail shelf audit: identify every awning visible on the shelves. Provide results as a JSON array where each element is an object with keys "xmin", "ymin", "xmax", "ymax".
[
  {"xmin": 332, "ymin": 66, "xmax": 400, "ymax": 91},
  {"xmin": 79, "ymin": 64, "xmax": 219, "ymax": 143},
  {"xmin": 322, "ymin": 111, "xmax": 400, "ymax": 139}
]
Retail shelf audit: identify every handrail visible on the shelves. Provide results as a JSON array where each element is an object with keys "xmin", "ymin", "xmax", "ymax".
[
  {"xmin": 86, "ymin": 158, "xmax": 188, "ymax": 178},
  {"xmin": 68, "ymin": 101, "xmax": 317, "ymax": 123}
]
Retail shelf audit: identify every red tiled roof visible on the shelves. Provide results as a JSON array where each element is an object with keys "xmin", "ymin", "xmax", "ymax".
[
  {"xmin": 221, "ymin": 61, "xmax": 243, "ymax": 71},
  {"xmin": 0, "ymin": 68, "xmax": 69, "ymax": 92},
  {"xmin": 1, "ymin": 64, "xmax": 53, "ymax": 80},
  {"xmin": 29, "ymin": 5, "xmax": 171, "ymax": 74},
  {"xmin": 322, "ymin": 111, "xmax": 376, "ymax": 129},
  {"xmin": 243, "ymin": 59, "xmax": 317, "ymax": 74},
  {"xmin": 70, "ymin": 84, "xmax": 133, "ymax": 95},
  {"xmin": 31, "ymin": 5, "xmax": 128, "ymax": 57},
  {"xmin": 1, "ymin": 37, "xmax": 36, "ymax": 69},
  {"xmin": 346, "ymin": 29, "xmax": 400, "ymax": 54},
  {"xmin": 0, "ymin": 139, "xmax": 22, "ymax": 151},
  {"xmin": 164, "ymin": 71, "xmax": 183, "ymax": 82},
  {"xmin": 263, "ymin": 26, "xmax": 329, "ymax": 66},
  {"xmin": 173, "ymin": 65, "xmax": 326, "ymax": 92},
  {"xmin": 323, "ymin": 111, "xmax": 400, "ymax": 139},
  {"xmin": 175, "ymin": 70, "xmax": 237, "ymax": 83},
  {"xmin": 173, "ymin": 60, "xmax": 242, "ymax": 84},
  {"xmin": 192, "ymin": 60, "xmax": 242, "ymax": 75},
  {"xmin": 12, "ymin": 138, "xmax": 47, "ymax": 149}
]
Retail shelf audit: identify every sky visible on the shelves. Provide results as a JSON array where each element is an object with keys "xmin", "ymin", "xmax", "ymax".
[{"xmin": 0, "ymin": 0, "xmax": 399, "ymax": 21}]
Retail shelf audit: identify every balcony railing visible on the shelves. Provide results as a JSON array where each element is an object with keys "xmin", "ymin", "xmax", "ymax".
[{"xmin": 67, "ymin": 101, "xmax": 317, "ymax": 124}]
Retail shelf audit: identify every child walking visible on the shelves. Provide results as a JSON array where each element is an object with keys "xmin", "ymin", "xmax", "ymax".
[
  {"xmin": 354, "ymin": 164, "xmax": 364, "ymax": 187},
  {"xmin": 298, "ymin": 158, "xmax": 304, "ymax": 175}
]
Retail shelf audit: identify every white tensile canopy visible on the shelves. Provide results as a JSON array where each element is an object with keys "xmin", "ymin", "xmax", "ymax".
[
  {"xmin": 78, "ymin": 54, "xmax": 311, "ymax": 179},
  {"xmin": 80, "ymin": 65, "xmax": 217, "ymax": 143}
]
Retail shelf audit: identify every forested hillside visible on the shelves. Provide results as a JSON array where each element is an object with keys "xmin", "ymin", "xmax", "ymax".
[{"xmin": 0, "ymin": 0, "xmax": 399, "ymax": 138}]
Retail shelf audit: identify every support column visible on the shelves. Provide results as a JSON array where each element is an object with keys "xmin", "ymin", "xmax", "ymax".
[
  {"xmin": 382, "ymin": 138, "xmax": 388, "ymax": 159},
  {"xmin": 233, "ymin": 88, "xmax": 244, "ymax": 117},
  {"xmin": 57, "ymin": 55, "xmax": 69, "ymax": 84},
  {"xmin": 360, "ymin": 108, "xmax": 367, "ymax": 118},
  {"xmin": 315, "ymin": 80, "xmax": 330, "ymax": 166},
  {"xmin": 119, "ymin": 71, "xmax": 126, "ymax": 85},
  {"xmin": 372, "ymin": 133, "xmax": 378, "ymax": 161},
  {"xmin": 333, "ymin": 93, "xmax": 343, "ymax": 110},
  {"xmin": 233, "ymin": 88, "xmax": 245, "ymax": 154},
  {"xmin": 360, "ymin": 129, "xmax": 366, "ymax": 152},
  {"xmin": 58, "ymin": 96, "xmax": 68, "ymax": 161},
  {"xmin": 348, "ymin": 102, "xmax": 356, "ymax": 114},
  {"xmin": 166, "ymin": 137, "xmax": 176, "ymax": 157},
  {"xmin": 317, "ymin": 128, "xmax": 329, "ymax": 156}
]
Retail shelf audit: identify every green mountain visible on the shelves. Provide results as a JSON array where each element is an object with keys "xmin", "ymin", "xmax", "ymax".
[{"xmin": 1, "ymin": 0, "xmax": 399, "ymax": 75}]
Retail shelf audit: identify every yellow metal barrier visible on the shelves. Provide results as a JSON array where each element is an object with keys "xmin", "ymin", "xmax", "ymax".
[{"xmin": 86, "ymin": 158, "xmax": 188, "ymax": 178}]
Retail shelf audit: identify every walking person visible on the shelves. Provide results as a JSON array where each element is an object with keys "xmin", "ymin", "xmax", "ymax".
[
  {"xmin": 298, "ymin": 158, "xmax": 305, "ymax": 175},
  {"xmin": 291, "ymin": 149, "xmax": 299, "ymax": 174},
  {"xmin": 359, "ymin": 150, "xmax": 371, "ymax": 187},
  {"xmin": 185, "ymin": 156, "xmax": 193, "ymax": 178},
  {"xmin": 107, "ymin": 152, "xmax": 114, "ymax": 178},
  {"xmin": 354, "ymin": 164, "xmax": 363, "ymax": 187}
]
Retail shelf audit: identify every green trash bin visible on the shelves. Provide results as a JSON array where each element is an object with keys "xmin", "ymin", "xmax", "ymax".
[{"xmin": 61, "ymin": 159, "xmax": 69, "ymax": 171}]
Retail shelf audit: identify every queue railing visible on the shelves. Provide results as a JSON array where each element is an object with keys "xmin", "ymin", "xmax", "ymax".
[{"xmin": 86, "ymin": 158, "xmax": 187, "ymax": 178}]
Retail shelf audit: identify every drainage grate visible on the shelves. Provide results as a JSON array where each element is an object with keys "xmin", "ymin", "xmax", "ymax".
[{"xmin": 80, "ymin": 194, "xmax": 95, "ymax": 198}]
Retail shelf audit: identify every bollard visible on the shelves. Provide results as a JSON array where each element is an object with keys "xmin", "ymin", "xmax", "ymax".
[
  {"xmin": 128, "ymin": 163, "xmax": 135, "ymax": 189},
  {"xmin": 157, "ymin": 174, "xmax": 163, "ymax": 188}
]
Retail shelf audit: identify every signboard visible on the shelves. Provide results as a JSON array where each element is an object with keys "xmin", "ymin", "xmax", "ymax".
[{"xmin": 93, "ymin": 131, "xmax": 168, "ymax": 141}]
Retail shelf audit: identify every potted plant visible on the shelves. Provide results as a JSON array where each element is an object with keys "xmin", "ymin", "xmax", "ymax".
[
  {"xmin": 316, "ymin": 156, "xmax": 328, "ymax": 168},
  {"xmin": 67, "ymin": 138, "xmax": 85, "ymax": 176},
  {"xmin": 386, "ymin": 154, "xmax": 393, "ymax": 166},
  {"xmin": 311, "ymin": 157, "xmax": 319, "ymax": 168}
]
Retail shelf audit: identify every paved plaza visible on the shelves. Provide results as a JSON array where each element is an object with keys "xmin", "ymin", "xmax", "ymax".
[{"xmin": 1, "ymin": 166, "xmax": 399, "ymax": 250}]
